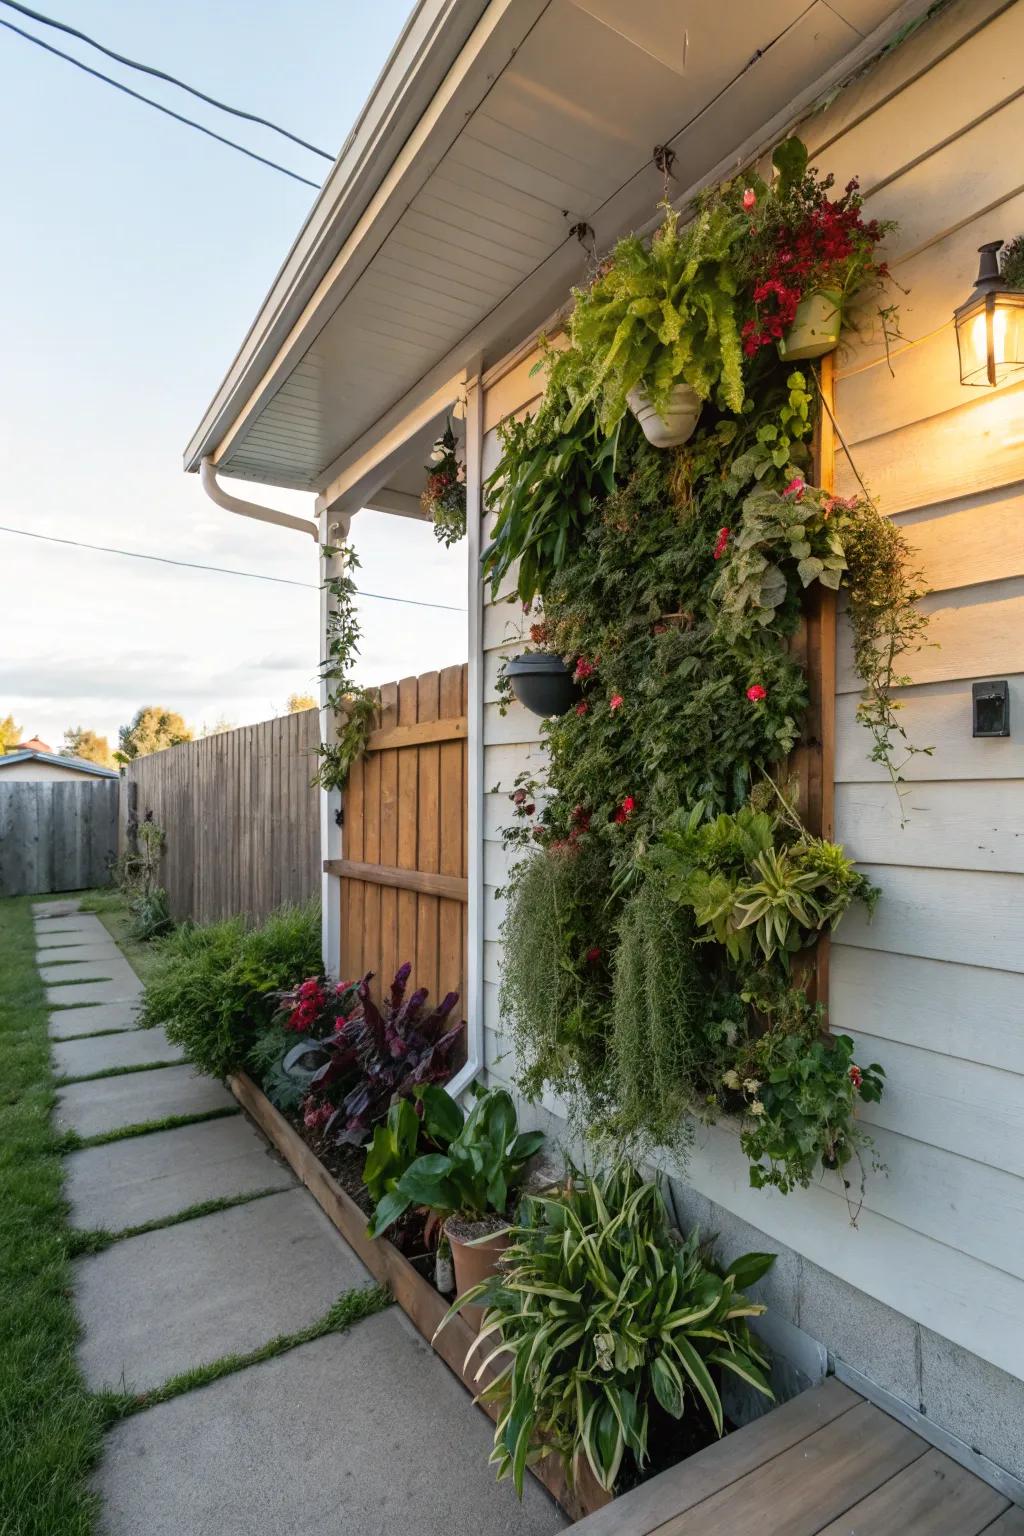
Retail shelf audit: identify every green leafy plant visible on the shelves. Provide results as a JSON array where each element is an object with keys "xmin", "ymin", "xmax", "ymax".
[
  {"xmin": 712, "ymin": 478, "xmax": 931, "ymax": 798},
  {"xmin": 560, "ymin": 199, "xmax": 749, "ymax": 434},
  {"xmin": 140, "ymin": 901, "xmax": 321, "ymax": 1078},
  {"xmin": 730, "ymin": 1031, "xmax": 885, "ymax": 1197},
  {"xmin": 442, "ymin": 1164, "xmax": 773, "ymax": 1495},
  {"xmin": 482, "ymin": 385, "xmax": 620, "ymax": 605},
  {"xmin": 1000, "ymin": 233, "xmax": 1024, "ymax": 290},
  {"xmin": 653, "ymin": 798, "xmax": 878, "ymax": 968},
  {"xmin": 368, "ymin": 1086, "xmax": 543, "ymax": 1237}
]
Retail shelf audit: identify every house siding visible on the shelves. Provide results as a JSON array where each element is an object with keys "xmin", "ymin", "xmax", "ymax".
[{"xmin": 476, "ymin": 0, "xmax": 1024, "ymax": 1483}]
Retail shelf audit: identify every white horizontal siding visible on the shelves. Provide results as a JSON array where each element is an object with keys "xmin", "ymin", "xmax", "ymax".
[{"xmin": 474, "ymin": 1, "xmax": 1024, "ymax": 1385}]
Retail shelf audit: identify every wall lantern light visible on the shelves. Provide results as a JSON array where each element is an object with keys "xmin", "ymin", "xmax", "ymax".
[{"xmin": 954, "ymin": 241, "xmax": 1024, "ymax": 387}]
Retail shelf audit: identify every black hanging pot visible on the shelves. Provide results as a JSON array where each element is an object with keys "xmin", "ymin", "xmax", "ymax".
[{"xmin": 504, "ymin": 652, "xmax": 581, "ymax": 718}]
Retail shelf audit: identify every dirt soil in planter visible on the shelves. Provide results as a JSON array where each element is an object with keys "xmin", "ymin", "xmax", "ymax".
[
  {"xmin": 280, "ymin": 1105, "xmax": 434, "ymax": 1258},
  {"xmin": 616, "ymin": 1400, "xmax": 730, "ymax": 1496},
  {"xmin": 445, "ymin": 1213, "xmax": 510, "ymax": 1243}
]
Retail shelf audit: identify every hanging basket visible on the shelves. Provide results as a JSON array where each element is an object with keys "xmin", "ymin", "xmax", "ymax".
[
  {"xmin": 626, "ymin": 382, "xmax": 701, "ymax": 448},
  {"xmin": 504, "ymin": 652, "xmax": 581, "ymax": 717},
  {"xmin": 778, "ymin": 288, "xmax": 843, "ymax": 362}
]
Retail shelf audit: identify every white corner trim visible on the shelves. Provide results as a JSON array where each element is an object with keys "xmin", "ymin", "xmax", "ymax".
[{"xmin": 446, "ymin": 373, "xmax": 484, "ymax": 1101}]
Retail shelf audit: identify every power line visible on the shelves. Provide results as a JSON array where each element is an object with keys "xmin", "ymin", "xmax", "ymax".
[
  {"xmin": 0, "ymin": 524, "xmax": 466, "ymax": 613},
  {"xmin": 0, "ymin": 17, "xmax": 321, "ymax": 189},
  {"xmin": 0, "ymin": 0, "xmax": 334, "ymax": 160}
]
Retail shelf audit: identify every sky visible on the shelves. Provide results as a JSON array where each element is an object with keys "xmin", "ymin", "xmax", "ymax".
[{"xmin": 0, "ymin": 0, "xmax": 467, "ymax": 755}]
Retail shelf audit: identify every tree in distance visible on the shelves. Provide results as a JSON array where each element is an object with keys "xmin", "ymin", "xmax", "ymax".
[
  {"xmin": 62, "ymin": 726, "xmax": 114, "ymax": 768},
  {"xmin": 115, "ymin": 707, "xmax": 192, "ymax": 764}
]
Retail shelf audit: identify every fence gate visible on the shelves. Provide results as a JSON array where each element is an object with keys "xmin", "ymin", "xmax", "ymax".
[
  {"xmin": 0, "ymin": 779, "xmax": 119, "ymax": 896},
  {"xmin": 327, "ymin": 664, "xmax": 468, "ymax": 1013}
]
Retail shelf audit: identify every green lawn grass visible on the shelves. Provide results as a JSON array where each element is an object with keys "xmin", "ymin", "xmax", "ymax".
[{"xmin": 0, "ymin": 895, "xmax": 102, "ymax": 1536}]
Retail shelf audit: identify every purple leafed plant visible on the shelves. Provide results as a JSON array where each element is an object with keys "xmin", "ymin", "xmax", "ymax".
[{"xmin": 290, "ymin": 963, "xmax": 464, "ymax": 1145}]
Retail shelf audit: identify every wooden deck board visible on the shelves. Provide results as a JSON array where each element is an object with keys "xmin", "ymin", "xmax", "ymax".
[
  {"xmin": 572, "ymin": 1379, "xmax": 1016, "ymax": 1536},
  {"xmin": 657, "ymin": 1401, "xmax": 925, "ymax": 1535},
  {"xmin": 814, "ymin": 1447, "xmax": 1008, "ymax": 1535},
  {"xmin": 567, "ymin": 1381, "xmax": 858, "ymax": 1536}
]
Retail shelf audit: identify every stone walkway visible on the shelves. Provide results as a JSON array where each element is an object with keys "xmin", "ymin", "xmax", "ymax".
[{"xmin": 37, "ymin": 898, "xmax": 566, "ymax": 1536}]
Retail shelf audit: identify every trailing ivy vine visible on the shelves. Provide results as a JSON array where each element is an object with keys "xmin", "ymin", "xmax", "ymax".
[
  {"xmin": 314, "ymin": 543, "xmax": 376, "ymax": 793},
  {"xmin": 492, "ymin": 142, "xmax": 927, "ymax": 1205}
]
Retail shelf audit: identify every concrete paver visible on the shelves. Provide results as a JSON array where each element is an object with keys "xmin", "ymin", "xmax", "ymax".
[
  {"xmin": 32, "ymin": 898, "xmax": 82, "ymax": 917},
  {"xmin": 36, "ymin": 942, "xmax": 124, "ymax": 966},
  {"xmin": 47, "ymin": 977, "xmax": 143, "ymax": 1008},
  {"xmin": 75, "ymin": 1188, "xmax": 372, "ymax": 1391},
  {"xmin": 49, "ymin": 1002, "xmax": 140, "ymax": 1039},
  {"xmin": 40, "ymin": 957, "xmax": 137, "ymax": 986},
  {"xmin": 35, "ymin": 915, "xmax": 110, "ymax": 943},
  {"xmin": 53, "ymin": 1027, "xmax": 184, "ymax": 1080},
  {"xmin": 54, "ymin": 1063, "xmax": 233, "ymax": 1139},
  {"xmin": 65, "ymin": 1115, "xmax": 295, "ymax": 1232},
  {"xmin": 94, "ymin": 1310, "xmax": 567, "ymax": 1536}
]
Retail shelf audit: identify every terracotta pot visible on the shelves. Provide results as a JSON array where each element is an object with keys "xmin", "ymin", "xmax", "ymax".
[
  {"xmin": 778, "ymin": 287, "xmax": 843, "ymax": 361},
  {"xmin": 446, "ymin": 1221, "xmax": 510, "ymax": 1329},
  {"xmin": 504, "ymin": 652, "xmax": 580, "ymax": 718},
  {"xmin": 627, "ymin": 381, "xmax": 701, "ymax": 448}
]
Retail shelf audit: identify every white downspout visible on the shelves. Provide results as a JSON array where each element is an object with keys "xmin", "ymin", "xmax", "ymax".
[
  {"xmin": 200, "ymin": 456, "xmax": 320, "ymax": 540},
  {"xmin": 445, "ymin": 374, "xmax": 483, "ymax": 1103}
]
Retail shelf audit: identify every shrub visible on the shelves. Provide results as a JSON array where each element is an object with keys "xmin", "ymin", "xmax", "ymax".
[{"xmin": 140, "ymin": 900, "xmax": 321, "ymax": 1078}]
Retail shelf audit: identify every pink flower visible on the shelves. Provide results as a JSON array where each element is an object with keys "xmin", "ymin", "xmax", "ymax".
[
  {"xmin": 585, "ymin": 946, "xmax": 602, "ymax": 965},
  {"xmin": 783, "ymin": 477, "xmax": 805, "ymax": 500},
  {"xmin": 713, "ymin": 527, "xmax": 730, "ymax": 560},
  {"xmin": 746, "ymin": 684, "xmax": 767, "ymax": 703},
  {"xmin": 742, "ymin": 187, "xmax": 756, "ymax": 212},
  {"xmin": 609, "ymin": 694, "xmax": 624, "ymax": 712},
  {"xmin": 575, "ymin": 701, "xmax": 589, "ymax": 717},
  {"xmin": 849, "ymin": 1064, "xmax": 863, "ymax": 1090},
  {"xmin": 613, "ymin": 795, "xmax": 636, "ymax": 824},
  {"xmin": 573, "ymin": 657, "xmax": 595, "ymax": 682}
]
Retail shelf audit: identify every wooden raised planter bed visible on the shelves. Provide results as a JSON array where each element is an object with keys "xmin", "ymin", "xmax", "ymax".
[{"xmin": 227, "ymin": 1070, "xmax": 604, "ymax": 1522}]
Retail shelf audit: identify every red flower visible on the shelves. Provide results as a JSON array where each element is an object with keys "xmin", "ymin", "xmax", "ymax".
[
  {"xmin": 742, "ymin": 187, "xmax": 756, "ymax": 212},
  {"xmin": 573, "ymin": 657, "xmax": 595, "ymax": 682},
  {"xmin": 849, "ymin": 1064, "xmax": 863, "ymax": 1090},
  {"xmin": 575, "ymin": 700, "xmax": 589, "ymax": 717},
  {"xmin": 609, "ymin": 693, "xmax": 624, "ymax": 712},
  {"xmin": 746, "ymin": 684, "xmax": 767, "ymax": 703},
  {"xmin": 570, "ymin": 805, "xmax": 591, "ymax": 832},
  {"xmin": 783, "ymin": 476, "xmax": 805, "ymax": 500},
  {"xmin": 512, "ymin": 787, "xmax": 527, "ymax": 805},
  {"xmin": 523, "ymin": 803, "xmax": 536, "ymax": 816},
  {"xmin": 713, "ymin": 527, "xmax": 730, "ymax": 560},
  {"xmin": 613, "ymin": 795, "xmax": 636, "ymax": 824},
  {"xmin": 585, "ymin": 946, "xmax": 602, "ymax": 965}
]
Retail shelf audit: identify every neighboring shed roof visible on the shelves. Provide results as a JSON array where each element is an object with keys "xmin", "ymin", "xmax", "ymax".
[
  {"xmin": 17, "ymin": 736, "xmax": 54, "ymax": 753},
  {"xmin": 185, "ymin": 0, "xmax": 936, "ymax": 507},
  {"xmin": 0, "ymin": 750, "xmax": 118, "ymax": 779}
]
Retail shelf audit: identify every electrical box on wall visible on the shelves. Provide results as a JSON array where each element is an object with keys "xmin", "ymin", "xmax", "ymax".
[{"xmin": 972, "ymin": 680, "xmax": 1010, "ymax": 738}]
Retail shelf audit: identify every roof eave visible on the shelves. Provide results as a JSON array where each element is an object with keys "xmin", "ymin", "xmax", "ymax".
[{"xmin": 183, "ymin": 0, "xmax": 492, "ymax": 474}]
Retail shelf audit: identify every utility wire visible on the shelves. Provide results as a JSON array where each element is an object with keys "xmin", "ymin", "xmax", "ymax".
[
  {"xmin": 0, "ymin": 17, "xmax": 321, "ymax": 189},
  {"xmin": 0, "ymin": 524, "xmax": 466, "ymax": 612},
  {"xmin": 0, "ymin": 0, "xmax": 334, "ymax": 160}
]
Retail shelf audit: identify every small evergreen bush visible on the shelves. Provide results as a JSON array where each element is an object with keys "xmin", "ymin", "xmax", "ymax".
[{"xmin": 140, "ymin": 900, "xmax": 321, "ymax": 1078}]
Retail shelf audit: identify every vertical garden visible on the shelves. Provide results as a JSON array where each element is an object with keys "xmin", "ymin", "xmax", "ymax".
[{"xmin": 487, "ymin": 138, "xmax": 927, "ymax": 1202}]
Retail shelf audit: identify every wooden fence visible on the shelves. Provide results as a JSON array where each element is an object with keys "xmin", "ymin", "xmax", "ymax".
[
  {"xmin": 325, "ymin": 665, "xmax": 468, "ymax": 1012},
  {"xmin": 0, "ymin": 779, "xmax": 119, "ymax": 896},
  {"xmin": 120, "ymin": 711, "xmax": 320, "ymax": 925}
]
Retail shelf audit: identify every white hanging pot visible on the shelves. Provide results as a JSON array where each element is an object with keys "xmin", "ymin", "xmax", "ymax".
[
  {"xmin": 778, "ymin": 288, "xmax": 843, "ymax": 361},
  {"xmin": 627, "ymin": 382, "xmax": 701, "ymax": 448}
]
